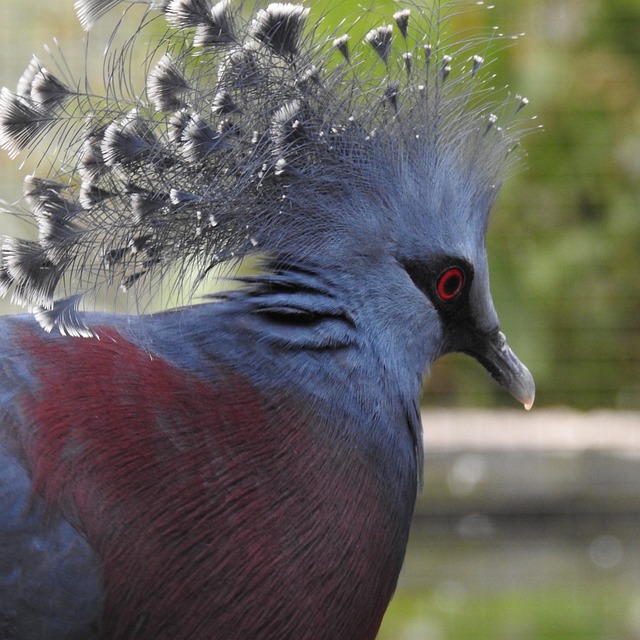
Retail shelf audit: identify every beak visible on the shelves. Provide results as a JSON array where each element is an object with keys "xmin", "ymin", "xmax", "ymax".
[{"xmin": 467, "ymin": 330, "xmax": 535, "ymax": 410}]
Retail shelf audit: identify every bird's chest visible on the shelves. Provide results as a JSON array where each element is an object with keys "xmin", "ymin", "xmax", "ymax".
[
  {"xmin": 88, "ymin": 392, "xmax": 410, "ymax": 639},
  {"xmin": 19, "ymin": 330, "xmax": 415, "ymax": 639}
]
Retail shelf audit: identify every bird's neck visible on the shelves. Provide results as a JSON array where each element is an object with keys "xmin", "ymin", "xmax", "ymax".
[{"xmin": 140, "ymin": 261, "xmax": 426, "ymax": 490}]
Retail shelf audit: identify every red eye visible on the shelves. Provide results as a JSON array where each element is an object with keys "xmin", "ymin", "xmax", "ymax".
[{"xmin": 436, "ymin": 267, "xmax": 465, "ymax": 301}]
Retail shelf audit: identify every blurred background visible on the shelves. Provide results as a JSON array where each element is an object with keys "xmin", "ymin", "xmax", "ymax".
[{"xmin": 0, "ymin": 0, "xmax": 638, "ymax": 638}]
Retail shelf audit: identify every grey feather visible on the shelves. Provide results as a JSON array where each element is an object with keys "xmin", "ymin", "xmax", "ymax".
[
  {"xmin": 365, "ymin": 25, "xmax": 393, "ymax": 64},
  {"xmin": 147, "ymin": 54, "xmax": 191, "ymax": 111}
]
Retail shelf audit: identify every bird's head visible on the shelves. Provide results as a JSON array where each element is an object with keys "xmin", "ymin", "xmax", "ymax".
[
  {"xmin": 272, "ymin": 117, "xmax": 535, "ymax": 409},
  {"xmin": 0, "ymin": 1, "xmax": 534, "ymax": 407},
  {"xmin": 388, "ymin": 155, "xmax": 535, "ymax": 409},
  {"xmin": 254, "ymin": 27, "xmax": 536, "ymax": 409}
]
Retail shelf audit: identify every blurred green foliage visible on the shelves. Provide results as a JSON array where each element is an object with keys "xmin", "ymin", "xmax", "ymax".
[{"xmin": 0, "ymin": 0, "xmax": 638, "ymax": 409}]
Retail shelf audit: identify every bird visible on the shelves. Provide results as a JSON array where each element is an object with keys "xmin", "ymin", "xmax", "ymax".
[{"xmin": 0, "ymin": 0, "xmax": 535, "ymax": 638}]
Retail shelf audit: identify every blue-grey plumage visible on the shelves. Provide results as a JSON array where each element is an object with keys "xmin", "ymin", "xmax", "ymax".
[{"xmin": 0, "ymin": 1, "xmax": 534, "ymax": 637}]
